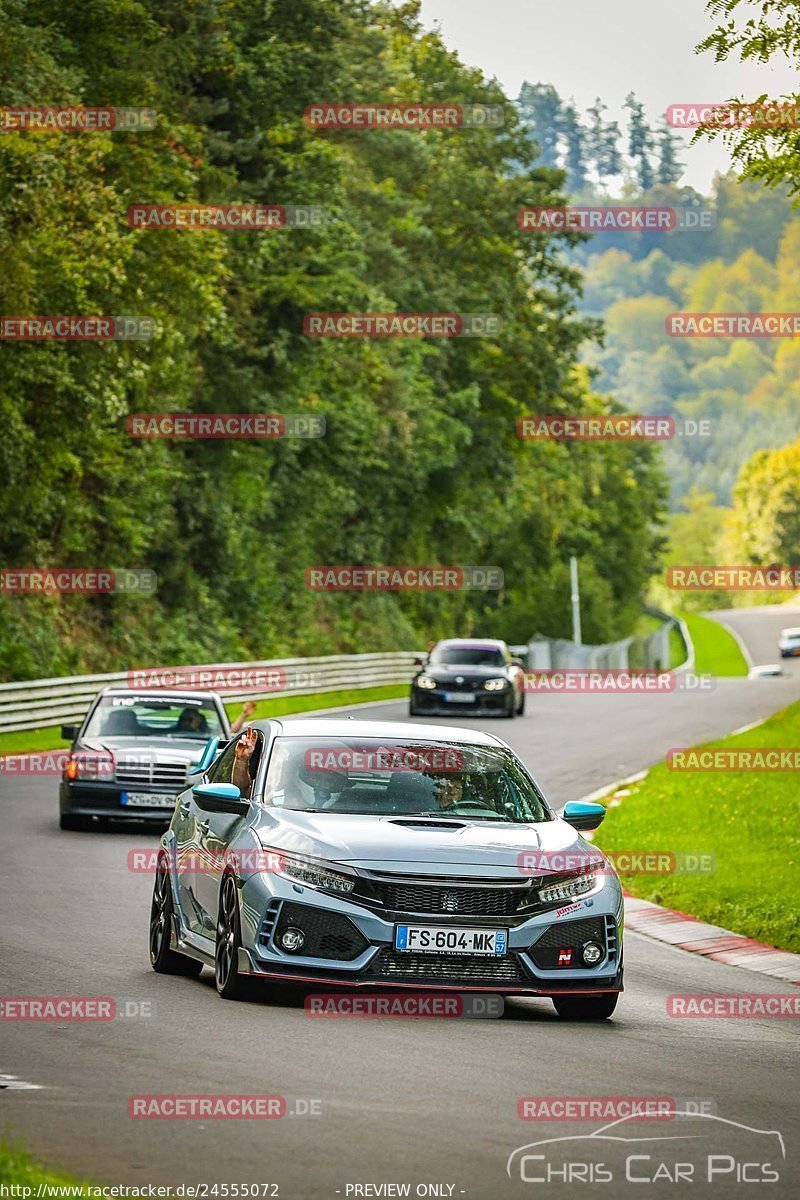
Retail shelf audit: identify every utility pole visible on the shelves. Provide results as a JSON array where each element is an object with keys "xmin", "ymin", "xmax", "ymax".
[{"xmin": 570, "ymin": 555, "xmax": 582, "ymax": 645}]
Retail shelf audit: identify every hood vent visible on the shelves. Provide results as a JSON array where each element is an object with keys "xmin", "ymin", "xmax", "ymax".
[{"xmin": 388, "ymin": 818, "xmax": 467, "ymax": 831}]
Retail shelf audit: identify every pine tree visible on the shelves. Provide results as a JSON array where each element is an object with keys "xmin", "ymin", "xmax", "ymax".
[
  {"xmin": 624, "ymin": 92, "xmax": 655, "ymax": 191},
  {"xmin": 517, "ymin": 81, "xmax": 563, "ymax": 168},
  {"xmin": 587, "ymin": 97, "xmax": 622, "ymax": 183}
]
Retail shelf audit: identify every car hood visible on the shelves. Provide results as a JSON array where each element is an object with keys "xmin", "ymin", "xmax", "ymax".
[
  {"xmin": 77, "ymin": 736, "xmax": 208, "ymax": 766},
  {"xmin": 257, "ymin": 809, "xmax": 595, "ymax": 874}
]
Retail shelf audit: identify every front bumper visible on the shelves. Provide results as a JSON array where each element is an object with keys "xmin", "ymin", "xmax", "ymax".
[
  {"xmin": 60, "ymin": 780, "xmax": 178, "ymax": 821},
  {"xmin": 235, "ymin": 873, "xmax": 624, "ymax": 996},
  {"xmin": 411, "ymin": 686, "xmax": 513, "ymax": 715}
]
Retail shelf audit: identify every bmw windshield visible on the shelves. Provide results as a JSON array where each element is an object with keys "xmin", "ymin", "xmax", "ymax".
[
  {"xmin": 263, "ymin": 737, "xmax": 552, "ymax": 823},
  {"xmin": 429, "ymin": 645, "xmax": 506, "ymax": 666}
]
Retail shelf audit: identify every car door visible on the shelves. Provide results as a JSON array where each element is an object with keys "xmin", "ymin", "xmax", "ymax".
[{"xmin": 193, "ymin": 733, "xmax": 261, "ymax": 936}]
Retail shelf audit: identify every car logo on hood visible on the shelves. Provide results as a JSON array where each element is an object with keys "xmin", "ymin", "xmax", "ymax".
[
  {"xmin": 442, "ymin": 892, "xmax": 459, "ymax": 912},
  {"xmin": 455, "ymin": 677, "xmax": 464, "ymax": 684}
]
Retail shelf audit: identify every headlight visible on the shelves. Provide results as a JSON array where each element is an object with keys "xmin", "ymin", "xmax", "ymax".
[
  {"xmin": 483, "ymin": 678, "xmax": 507, "ymax": 691},
  {"xmin": 64, "ymin": 752, "xmax": 114, "ymax": 781},
  {"xmin": 276, "ymin": 854, "xmax": 355, "ymax": 895},
  {"xmin": 416, "ymin": 676, "xmax": 437, "ymax": 690},
  {"xmin": 538, "ymin": 872, "xmax": 598, "ymax": 905}
]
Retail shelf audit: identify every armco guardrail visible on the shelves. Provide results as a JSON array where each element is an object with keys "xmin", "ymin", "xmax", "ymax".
[
  {"xmin": 526, "ymin": 607, "xmax": 687, "ymax": 673},
  {"xmin": 0, "ymin": 652, "xmax": 421, "ymax": 733}
]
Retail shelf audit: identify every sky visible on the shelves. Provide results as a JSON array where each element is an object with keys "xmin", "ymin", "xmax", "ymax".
[{"xmin": 416, "ymin": 0, "xmax": 797, "ymax": 191}]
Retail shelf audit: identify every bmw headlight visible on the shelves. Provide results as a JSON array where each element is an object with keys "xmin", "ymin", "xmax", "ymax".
[
  {"xmin": 538, "ymin": 872, "xmax": 598, "ymax": 905},
  {"xmin": 416, "ymin": 675, "xmax": 437, "ymax": 690},
  {"xmin": 276, "ymin": 854, "xmax": 355, "ymax": 895},
  {"xmin": 483, "ymin": 678, "xmax": 507, "ymax": 691}
]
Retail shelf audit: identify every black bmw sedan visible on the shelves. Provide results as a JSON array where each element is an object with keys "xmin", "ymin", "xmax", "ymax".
[{"xmin": 409, "ymin": 638, "xmax": 525, "ymax": 718}]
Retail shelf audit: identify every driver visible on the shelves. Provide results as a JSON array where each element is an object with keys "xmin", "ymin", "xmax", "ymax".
[
  {"xmin": 434, "ymin": 775, "xmax": 464, "ymax": 809},
  {"xmin": 176, "ymin": 706, "xmax": 208, "ymax": 735}
]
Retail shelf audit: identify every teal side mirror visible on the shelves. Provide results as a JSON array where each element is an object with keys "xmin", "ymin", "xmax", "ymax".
[
  {"xmin": 562, "ymin": 801, "xmax": 606, "ymax": 831},
  {"xmin": 188, "ymin": 736, "xmax": 220, "ymax": 776},
  {"xmin": 192, "ymin": 781, "xmax": 249, "ymax": 815}
]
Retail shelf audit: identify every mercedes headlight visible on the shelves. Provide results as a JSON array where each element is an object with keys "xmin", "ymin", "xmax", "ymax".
[
  {"xmin": 483, "ymin": 678, "xmax": 507, "ymax": 691},
  {"xmin": 416, "ymin": 676, "xmax": 437, "ymax": 690}
]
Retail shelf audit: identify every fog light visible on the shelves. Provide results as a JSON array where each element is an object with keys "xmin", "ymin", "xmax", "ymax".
[
  {"xmin": 581, "ymin": 940, "xmax": 603, "ymax": 966},
  {"xmin": 280, "ymin": 927, "xmax": 306, "ymax": 953}
]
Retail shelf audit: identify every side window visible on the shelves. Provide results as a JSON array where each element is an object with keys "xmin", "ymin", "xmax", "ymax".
[{"xmin": 206, "ymin": 740, "xmax": 238, "ymax": 785}]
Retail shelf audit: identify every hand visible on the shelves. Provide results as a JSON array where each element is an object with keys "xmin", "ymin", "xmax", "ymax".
[
  {"xmin": 235, "ymin": 726, "xmax": 258, "ymax": 762},
  {"xmin": 241, "ymin": 701, "xmax": 256, "ymax": 720}
]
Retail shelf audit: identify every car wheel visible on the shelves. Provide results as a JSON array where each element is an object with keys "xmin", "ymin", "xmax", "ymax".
[
  {"xmin": 502, "ymin": 695, "xmax": 516, "ymax": 718},
  {"xmin": 149, "ymin": 854, "xmax": 203, "ymax": 977},
  {"xmin": 215, "ymin": 874, "xmax": 253, "ymax": 1000},
  {"xmin": 409, "ymin": 704, "xmax": 420, "ymax": 717},
  {"xmin": 516, "ymin": 689, "xmax": 525, "ymax": 716},
  {"xmin": 59, "ymin": 813, "xmax": 85, "ymax": 831},
  {"xmin": 552, "ymin": 992, "xmax": 618, "ymax": 1020}
]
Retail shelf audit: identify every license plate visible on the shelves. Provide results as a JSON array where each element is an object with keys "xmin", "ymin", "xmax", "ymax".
[
  {"xmin": 395, "ymin": 925, "xmax": 507, "ymax": 955},
  {"xmin": 444, "ymin": 692, "xmax": 475, "ymax": 703},
  {"xmin": 121, "ymin": 792, "xmax": 174, "ymax": 808}
]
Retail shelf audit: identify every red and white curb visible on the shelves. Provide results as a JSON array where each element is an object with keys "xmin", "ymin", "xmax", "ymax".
[{"xmin": 623, "ymin": 892, "xmax": 800, "ymax": 986}]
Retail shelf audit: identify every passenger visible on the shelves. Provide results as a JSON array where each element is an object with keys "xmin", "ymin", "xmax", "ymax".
[{"xmin": 230, "ymin": 700, "xmax": 257, "ymax": 734}]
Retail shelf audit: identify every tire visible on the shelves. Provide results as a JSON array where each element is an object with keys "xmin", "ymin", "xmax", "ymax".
[
  {"xmin": 516, "ymin": 689, "xmax": 525, "ymax": 716},
  {"xmin": 215, "ymin": 874, "xmax": 254, "ymax": 1000},
  {"xmin": 59, "ymin": 813, "xmax": 85, "ymax": 831},
  {"xmin": 409, "ymin": 704, "xmax": 420, "ymax": 717},
  {"xmin": 501, "ymin": 695, "xmax": 516, "ymax": 718},
  {"xmin": 552, "ymin": 992, "xmax": 619, "ymax": 1020},
  {"xmin": 150, "ymin": 855, "xmax": 203, "ymax": 977}
]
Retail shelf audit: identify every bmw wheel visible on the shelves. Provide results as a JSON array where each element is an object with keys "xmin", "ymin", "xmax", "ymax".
[
  {"xmin": 150, "ymin": 854, "xmax": 203, "ymax": 977},
  {"xmin": 516, "ymin": 689, "xmax": 525, "ymax": 716},
  {"xmin": 215, "ymin": 874, "xmax": 253, "ymax": 1000},
  {"xmin": 552, "ymin": 993, "xmax": 618, "ymax": 1020}
]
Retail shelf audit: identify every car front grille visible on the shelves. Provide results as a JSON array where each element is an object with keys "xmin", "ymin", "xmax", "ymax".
[
  {"xmin": 115, "ymin": 760, "xmax": 188, "ymax": 787},
  {"xmin": 367, "ymin": 948, "xmax": 523, "ymax": 984},
  {"xmin": 379, "ymin": 882, "xmax": 523, "ymax": 917}
]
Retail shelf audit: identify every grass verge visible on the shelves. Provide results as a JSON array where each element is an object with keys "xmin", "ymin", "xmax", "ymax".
[
  {"xmin": 595, "ymin": 698, "xmax": 800, "ymax": 952},
  {"xmin": 0, "ymin": 1141, "xmax": 90, "ymax": 1191},
  {"xmin": 0, "ymin": 683, "xmax": 408, "ymax": 758},
  {"xmin": 680, "ymin": 612, "xmax": 748, "ymax": 676}
]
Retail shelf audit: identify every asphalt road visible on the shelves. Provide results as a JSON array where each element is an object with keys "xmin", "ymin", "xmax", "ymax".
[{"xmin": 1, "ymin": 607, "xmax": 799, "ymax": 1199}]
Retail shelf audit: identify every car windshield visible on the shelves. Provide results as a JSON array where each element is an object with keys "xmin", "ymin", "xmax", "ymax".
[
  {"xmin": 781, "ymin": 630, "xmax": 800, "ymax": 640},
  {"xmin": 84, "ymin": 696, "xmax": 224, "ymax": 740},
  {"xmin": 262, "ymin": 737, "xmax": 551, "ymax": 823},
  {"xmin": 430, "ymin": 645, "xmax": 505, "ymax": 666}
]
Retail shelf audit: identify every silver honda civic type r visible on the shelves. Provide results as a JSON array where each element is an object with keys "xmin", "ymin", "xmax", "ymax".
[{"xmin": 150, "ymin": 718, "xmax": 624, "ymax": 1019}]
